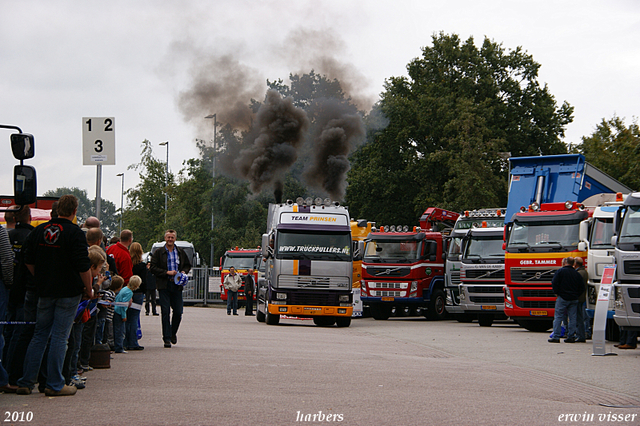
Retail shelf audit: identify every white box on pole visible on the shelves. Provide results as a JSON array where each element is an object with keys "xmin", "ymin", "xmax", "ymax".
[{"xmin": 82, "ymin": 117, "xmax": 115, "ymax": 165}]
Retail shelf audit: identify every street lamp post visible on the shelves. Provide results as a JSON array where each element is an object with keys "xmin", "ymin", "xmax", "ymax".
[
  {"xmin": 205, "ymin": 114, "xmax": 216, "ymax": 268},
  {"xmin": 159, "ymin": 141, "xmax": 169, "ymax": 224},
  {"xmin": 116, "ymin": 173, "xmax": 124, "ymax": 234}
]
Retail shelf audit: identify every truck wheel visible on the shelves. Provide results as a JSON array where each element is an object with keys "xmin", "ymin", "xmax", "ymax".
[
  {"xmin": 515, "ymin": 319, "xmax": 552, "ymax": 332},
  {"xmin": 426, "ymin": 289, "xmax": 446, "ymax": 321},
  {"xmin": 478, "ymin": 315, "xmax": 494, "ymax": 327},
  {"xmin": 336, "ymin": 317, "xmax": 351, "ymax": 327},
  {"xmin": 266, "ymin": 311, "xmax": 280, "ymax": 325},
  {"xmin": 313, "ymin": 317, "xmax": 336, "ymax": 326},
  {"xmin": 371, "ymin": 304, "xmax": 391, "ymax": 320}
]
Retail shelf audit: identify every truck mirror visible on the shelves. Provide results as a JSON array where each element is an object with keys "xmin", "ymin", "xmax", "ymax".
[
  {"xmin": 14, "ymin": 165, "xmax": 36, "ymax": 205},
  {"xmin": 579, "ymin": 220, "xmax": 589, "ymax": 242},
  {"xmin": 502, "ymin": 242, "xmax": 506, "ymax": 251},
  {"xmin": 577, "ymin": 241, "xmax": 586, "ymax": 251},
  {"xmin": 611, "ymin": 236, "xmax": 618, "ymax": 247},
  {"xmin": 261, "ymin": 234, "xmax": 270, "ymax": 258},
  {"xmin": 11, "ymin": 133, "xmax": 35, "ymax": 160}
]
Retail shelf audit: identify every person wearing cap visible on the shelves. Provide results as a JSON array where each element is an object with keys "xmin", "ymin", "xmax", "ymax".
[{"xmin": 150, "ymin": 229, "xmax": 191, "ymax": 348}]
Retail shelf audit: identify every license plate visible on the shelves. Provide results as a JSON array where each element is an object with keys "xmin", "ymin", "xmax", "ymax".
[
  {"xmin": 530, "ymin": 310, "xmax": 548, "ymax": 316},
  {"xmin": 481, "ymin": 305, "xmax": 497, "ymax": 310},
  {"xmin": 381, "ymin": 297, "xmax": 394, "ymax": 301}
]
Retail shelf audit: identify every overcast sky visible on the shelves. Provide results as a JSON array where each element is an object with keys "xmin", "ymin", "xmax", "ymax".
[{"xmin": 1, "ymin": 0, "xmax": 638, "ymax": 209}]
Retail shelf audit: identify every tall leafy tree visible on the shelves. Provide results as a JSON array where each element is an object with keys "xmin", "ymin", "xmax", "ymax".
[
  {"xmin": 575, "ymin": 116, "xmax": 640, "ymax": 191},
  {"xmin": 42, "ymin": 187, "xmax": 118, "ymax": 235},
  {"xmin": 347, "ymin": 33, "xmax": 574, "ymax": 225},
  {"xmin": 123, "ymin": 140, "xmax": 174, "ymax": 251}
]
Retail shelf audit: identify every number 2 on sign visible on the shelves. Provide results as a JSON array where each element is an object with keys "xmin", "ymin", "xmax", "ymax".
[{"xmin": 85, "ymin": 118, "xmax": 113, "ymax": 132}]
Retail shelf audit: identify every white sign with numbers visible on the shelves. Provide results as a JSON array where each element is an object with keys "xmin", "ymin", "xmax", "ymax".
[{"xmin": 82, "ymin": 117, "xmax": 115, "ymax": 165}]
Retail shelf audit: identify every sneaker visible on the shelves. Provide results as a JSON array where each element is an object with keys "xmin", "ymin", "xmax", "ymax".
[
  {"xmin": 171, "ymin": 335, "xmax": 177, "ymax": 345},
  {"xmin": 548, "ymin": 338, "xmax": 560, "ymax": 343},
  {"xmin": 130, "ymin": 346, "xmax": 145, "ymax": 351},
  {"xmin": 164, "ymin": 342, "xmax": 172, "ymax": 348},
  {"xmin": 80, "ymin": 365, "xmax": 93, "ymax": 372},
  {"xmin": 70, "ymin": 379, "xmax": 85, "ymax": 390},
  {"xmin": 115, "ymin": 350, "xmax": 128, "ymax": 354},
  {"xmin": 153, "ymin": 312, "xmax": 159, "ymax": 316},
  {"xmin": 145, "ymin": 312, "xmax": 150, "ymax": 316},
  {"xmin": 44, "ymin": 385, "xmax": 77, "ymax": 396},
  {"xmin": 0, "ymin": 384, "xmax": 18, "ymax": 393},
  {"xmin": 72, "ymin": 374, "xmax": 87, "ymax": 383},
  {"xmin": 564, "ymin": 338, "xmax": 576, "ymax": 343},
  {"xmin": 16, "ymin": 387, "xmax": 32, "ymax": 395}
]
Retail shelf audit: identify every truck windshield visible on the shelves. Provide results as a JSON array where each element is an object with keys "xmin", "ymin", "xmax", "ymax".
[
  {"xmin": 222, "ymin": 255, "xmax": 257, "ymax": 270},
  {"xmin": 619, "ymin": 206, "xmax": 640, "ymax": 243},
  {"xmin": 464, "ymin": 236, "xmax": 504, "ymax": 259},
  {"xmin": 364, "ymin": 239, "xmax": 422, "ymax": 263},
  {"xmin": 590, "ymin": 217, "xmax": 615, "ymax": 248},
  {"xmin": 448, "ymin": 237, "xmax": 463, "ymax": 257},
  {"xmin": 507, "ymin": 220, "xmax": 581, "ymax": 250},
  {"xmin": 276, "ymin": 230, "xmax": 351, "ymax": 260}
]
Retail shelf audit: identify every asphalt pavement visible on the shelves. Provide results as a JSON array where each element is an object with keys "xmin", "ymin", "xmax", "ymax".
[{"xmin": 1, "ymin": 306, "xmax": 638, "ymax": 426}]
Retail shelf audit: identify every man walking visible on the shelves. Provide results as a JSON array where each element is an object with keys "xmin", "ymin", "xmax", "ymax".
[
  {"xmin": 548, "ymin": 257, "xmax": 584, "ymax": 343},
  {"xmin": 244, "ymin": 268, "xmax": 255, "ymax": 316},
  {"xmin": 16, "ymin": 195, "xmax": 93, "ymax": 396},
  {"xmin": 223, "ymin": 267, "xmax": 242, "ymax": 316},
  {"xmin": 574, "ymin": 257, "xmax": 590, "ymax": 342},
  {"xmin": 150, "ymin": 230, "xmax": 191, "ymax": 348}
]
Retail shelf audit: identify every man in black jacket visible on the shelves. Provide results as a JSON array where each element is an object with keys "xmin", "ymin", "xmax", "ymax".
[
  {"xmin": 549, "ymin": 257, "xmax": 584, "ymax": 343},
  {"xmin": 150, "ymin": 230, "xmax": 191, "ymax": 348}
]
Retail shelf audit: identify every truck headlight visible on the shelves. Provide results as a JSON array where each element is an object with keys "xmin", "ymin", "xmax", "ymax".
[
  {"xmin": 410, "ymin": 281, "xmax": 418, "ymax": 292},
  {"xmin": 458, "ymin": 284, "xmax": 465, "ymax": 300},
  {"xmin": 615, "ymin": 286, "xmax": 625, "ymax": 309},
  {"xmin": 504, "ymin": 288, "xmax": 512, "ymax": 302},
  {"xmin": 276, "ymin": 292, "xmax": 287, "ymax": 300},
  {"xmin": 339, "ymin": 295, "xmax": 350, "ymax": 302}
]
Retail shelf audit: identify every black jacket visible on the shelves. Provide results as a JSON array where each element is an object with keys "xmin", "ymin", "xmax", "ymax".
[
  {"xmin": 24, "ymin": 218, "xmax": 90, "ymax": 298},
  {"xmin": 551, "ymin": 265, "xmax": 584, "ymax": 301},
  {"xmin": 149, "ymin": 244, "xmax": 192, "ymax": 291}
]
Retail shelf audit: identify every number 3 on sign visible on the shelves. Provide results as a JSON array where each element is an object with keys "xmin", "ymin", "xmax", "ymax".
[{"xmin": 82, "ymin": 117, "xmax": 115, "ymax": 166}]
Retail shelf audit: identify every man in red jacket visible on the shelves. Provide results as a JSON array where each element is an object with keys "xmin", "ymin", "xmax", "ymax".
[{"xmin": 107, "ymin": 230, "xmax": 133, "ymax": 285}]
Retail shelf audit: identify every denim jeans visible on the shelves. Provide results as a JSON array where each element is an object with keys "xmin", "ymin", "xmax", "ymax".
[
  {"xmin": 63, "ymin": 321, "xmax": 83, "ymax": 383},
  {"xmin": 125, "ymin": 293, "xmax": 144, "ymax": 348},
  {"xmin": 159, "ymin": 286, "xmax": 183, "ymax": 343},
  {"xmin": 113, "ymin": 312, "xmax": 126, "ymax": 352},
  {"xmin": 227, "ymin": 290, "xmax": 238, "ymax": 315},
  {"xmin": 552, "ymin": 296, "xmax": 578, "ymax": 340},
  {"xmin": 576, "ymin": 301, "xmax": 589, "ymax": 340},
  {"xmin": 8, "ymin": 290, "xmax": 39, "ymax": 385},
  {"xmin": 0, "ymin": 279, "xmax": 8, "ymax": 387},
  {"xmin": 17, "ymin": 294, "xmax": 81, "ymax": 392},
  {"xmin": 95, "ymin": 316, "xmax": 106, "ymax": 345}
]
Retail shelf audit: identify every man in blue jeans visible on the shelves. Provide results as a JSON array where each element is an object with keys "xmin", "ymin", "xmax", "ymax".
[
  {"xmin": 549, "ymin": 257, "xmax": 584, "ymax": 344},
  {"xmin": 16, "ymin": 195, "xmax": 93, "ymax": 397}
]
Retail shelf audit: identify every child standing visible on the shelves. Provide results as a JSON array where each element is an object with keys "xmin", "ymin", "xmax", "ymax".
[
  {"xmin": 113, "ymin": 275, "xmax": 141, "ymax": 353},
  {"xmin": 111, "ymin": 275, "xmax": 127, "ymax": 353}
]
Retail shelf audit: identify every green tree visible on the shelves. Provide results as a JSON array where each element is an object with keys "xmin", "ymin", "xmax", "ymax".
[
  {"xmin": 575, "ymin": 116, "xmax": 640, "ymax": 191},
  {"xmin": 42, "ymin": 187, "xmax": 118, "ymax": 234},
  {"xmin": 347, "ymin": 33, "xmax": 573, "ymax": 224},
  {"xmin": 123, "ymin": 140, "xmax": 174, "ymax": 251}
]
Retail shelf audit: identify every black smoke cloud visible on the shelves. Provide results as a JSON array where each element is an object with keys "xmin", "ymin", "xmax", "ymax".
[
  {"xmin": 304, "ymin": 99, "xmax": 365, "ymax": 200},
  {"xmin": 233, "ymin": 89, "xmax": 309, "ymax": 198}
]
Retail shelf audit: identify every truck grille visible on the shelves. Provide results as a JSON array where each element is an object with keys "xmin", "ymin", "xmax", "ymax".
[
  {"xmin": 450, "ymin": 272, "xmax": 461, "ymax": 285},
  {"xmin": 372, "ymin": 282, "xmax": 405, "ymax": 289},
  {"xmin": 469, "ymin": 296, "xmax": 504, "ymax": 304},
  {"xmin": 465, "ymin": 269, "xmax": 504, "ymax": 279},
  {"xmin": 278, "ymin": 275, "xmax": 349, "ymax": 289},
  {"xmin": 512, "ymin": 289, "xmax": 556, "ymax": 309},
  {"xmin": 467, "ymin": 286, "xmax": 504, "ymax": 294},
  {"xmin": 632, "ymin": 304, "xmax": 640, "ymax": 314},
  {"xmin": 509, "ymin": 268, "xmax": 557, "ymax": 283},
  {"xmin": 623, "ymin": 260, "xmax": 640, "ymax": 275},
  {"xmin": 368, "ymin": 290, "xmax": 404, "ymax": 297},
  {"xmin": 366, "ymin": 267, "xmax": 411, "ymax": 277},
  {"xmin": 628, "ymin": 287, "xmax": 640, "ymax": 298},
  {"xmin": 288, "ymin": 291, "xmax": 341, "ymax": 306}
]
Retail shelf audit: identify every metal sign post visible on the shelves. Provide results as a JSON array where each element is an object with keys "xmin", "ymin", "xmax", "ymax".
[
  {"xmin": 592, "ymin": 265, "xmax": 617, "ymax": 356},
  {"xmin": 83, "ymin": 117, "xmax": 115, "ymax": 221}
]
